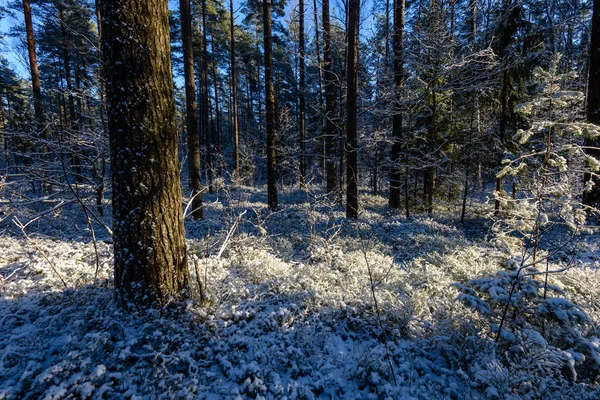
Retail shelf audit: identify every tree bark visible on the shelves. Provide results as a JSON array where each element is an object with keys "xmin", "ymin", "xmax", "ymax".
[
  {"xmin": 346, "ymin": 0, "xmax": 359, "ymax": 218},
  {"xmin": 180, "ymin": 0, "xmax": 203, "ymax": 219},
  {"xmin": 299, "ymin": 0, "xmax": 306, "ymax": 185},
  {"xmin": 22, "ymin": 0, "xmax": 43, "ymax": 125},
  {"xmin": 264, "ymin": 0, "xmax": 278, "ymax": 209},
  {"xmin": 323, "ymin": 0, "xmax": 337, "ymax": 194},
  {"xmin": 229, "ymin": 0, "xmax": 240, "ymax": 177},
  {"xmin": 584, "ymin": 0, "xmax": 600, "ymax": 205},
  {"xmin": 389, "ymin": 0, "xmax": 405, "ymax": 209},
  {"xmin": 101, "ymin": 0, "xmax": 189, "ymax": 304}
]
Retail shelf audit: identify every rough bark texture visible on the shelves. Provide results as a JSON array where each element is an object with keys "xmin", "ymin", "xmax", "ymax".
[
  {"xmin": 389, "ymin": 0, "xmax": 405, "ymax": 209},
  {"xmin": 180, "ymin": 0, "xmax": 203, "ymax": 219},
  {"xmin": 229, "ymin": 0, "xmax": 240, "ymax": 176},
  {"xmin": 101, "ymin": 0, "xmax": 189, "ymax": 304},
  {"xmin": 23, "ymin": 0, "xmax": 43, "ymax": 124},
  {"xmin": 584, "ymin": 0, "xmax": 600, "ymax": 205},
  {"xmin": 345, "ymin": 0, "xmax": 359, "ymax": 219},
  {"xmin": 323, "ymin": 0, "xmax": 337, "ymax": 194},
  {"xmin": 299, "ymin": 0, "xmax": 306, "ymax": 184},
  {"xmin": 264, "ymin": 0, "xmax": 278, "ymax": 209}
]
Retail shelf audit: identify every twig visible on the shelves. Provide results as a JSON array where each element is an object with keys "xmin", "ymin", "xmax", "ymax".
[
  {"xmin": 216, "ymin": 210, "xmax": 247, "ymax": 259},
  {"xmin": 13, "ymin": 217, "xmax": 68, "ymax": 289},
  {"xmin": 356, "ymin": 224, "xmax": 398, "ymax": 386}
]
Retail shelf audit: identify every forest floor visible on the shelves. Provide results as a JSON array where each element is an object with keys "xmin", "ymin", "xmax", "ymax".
[{"xmin": 0, "ymin": 185, "xmax": 599, "ymax": 399}]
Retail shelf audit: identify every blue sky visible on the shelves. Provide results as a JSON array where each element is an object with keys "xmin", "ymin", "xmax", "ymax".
[{"xmin": 0, "ymin": 0, "xmax": 376, "ymax": 80}]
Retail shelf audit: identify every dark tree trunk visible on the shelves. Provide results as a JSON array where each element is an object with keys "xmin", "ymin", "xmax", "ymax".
[
  {"xmin": 180, "ymin": 0, "xmax": 203, "ymax": 219},
  {"xmin": 345, "ymin": 0, "xmax": 359, "ymax": 219},
  {"xmin": 299, "ymin": 0, "xmax": 306, "ymax": 184},
  {"xmin": 264, "ymin": 0, "xmax": 278, "ymax": 209},
  {"xmin": 101, "ymin": 0, "xmax": 189, "ymax": 304},
  {"xmin": 584, "ymin": 0, "xmax": 600, "ymax": 205},
  {"xmin": 389, "ymin": 0, "xmax": 405, "ymax": 209},
  {"xmin": 323, "ymin": 0, "xmax": 337, "ymax": 194},
  {"xmin": 312, "ymin": 0, "xmax": 326, "ymax": 182},
  {"xmin": 59, "ymin": 3, "xmax": 82, "ymax": 181},
  {"xmin": 229, "ymin": 0, "xmax": 240, "ymax": 177},
  {"xmin": 212, "ymin": 56, "xmax": 222, "ymax": 176}
]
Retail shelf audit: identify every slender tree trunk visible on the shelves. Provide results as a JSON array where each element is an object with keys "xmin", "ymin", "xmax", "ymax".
[
  {"xmin": 299, "ymin": 0, "xmax": 306, "ymax": 184},
  {"xmin": 23, "ymin": 0, "xmax": 44, "ymax": 126},
  {"xmin": 229, "ymin": 0, "xmax": 240, "ymax": 177},
  {"xmin": 210, "ymin": 32, "xmax": 222, "ymax": 176},
  {"xmin": 345, "ymin": 0, "xmax": 359, "ymax": 218},
  {"xmin": 180, "ymin": 0, "xmax": 203, "ymax": 219},
  {"xmin": 201, "ymin": 0, "xmax": 213, "ymax": 193},
  {"xmin": 312, "ymin": 0, "xmax": 326, "ymax": 183},
  {"xmin": 584, "ymin": 0, "xmax": 600, "ymax": 205},
  {"xmin": 495, "ymin": 69, "xmax": 509, "ymax": 214},
  {"xmin": 264, "ymin": 0, "xmax": 278, "ymax": 209},
  {"xmin": 101, "ymin": 0, "xmax": 189, "ymax": 304},
  {"xmin": 323, "ymin": 0, "xmax": 337, "ymax": 194},
  {"xmin": 389, "ymin": 0, "xmax": 405, "ymax": 209}
]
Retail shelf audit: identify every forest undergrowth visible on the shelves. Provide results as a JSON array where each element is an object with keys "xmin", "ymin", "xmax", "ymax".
[{"xmin": 0, "ymin": 185, "xmax": 599, "ymax": 399}]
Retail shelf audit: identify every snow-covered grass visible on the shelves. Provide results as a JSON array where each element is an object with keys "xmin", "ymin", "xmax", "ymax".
[{"xmin": 0, "ymin": 186, "xmax": 599, "ymax": 399}]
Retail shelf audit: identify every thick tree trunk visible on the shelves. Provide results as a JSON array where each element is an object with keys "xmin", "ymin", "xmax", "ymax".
[
  {"xmin": 264, "ymin": 0, "xmax": 278, "ymax": 209},
  {"xmin": 389, "ymin": 0, "xmax": 405, "ymax": 209},
  {"xmin": 345, "ymin": 0, "xmax": 359, "ymax": 218},
  {"xmin": 101, "ymin": 0, "xmax": 189, "ymax": 304},
  {"xmin": 180, "ymin": 0, "xmax": 203, "ymax": 219},
  {"xmin": 323, "ymin": 0, "xmax": 337, "ymax": 194},
  {"xmin": 229, "ymin": 0, "xmax": 240, "ymax": 177},
  {"xmin": 299, "ymin": 0, "xmax": 306, "ymax": 184}
]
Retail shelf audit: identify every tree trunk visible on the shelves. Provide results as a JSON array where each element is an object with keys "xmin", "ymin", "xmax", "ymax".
[
  {"xmin": 312, "ymin": 0, "xmax": 326, "ymax": 182},
  {"xmin": 229, "ymin": 0, "xmax": 240, "ymax": 177},
  {"xmin": 180, "ymin": 0, "xmax": 203, "ymax": 219},
  {"xmin": 345, "ymin": 0, "xmax": 359, "ymax": 218},
  {"xmin": 22, "ymin": 0, "xmax": 44, "ymax": 126},
  {"xmin": 101, "ymin": 0, "xmax": 189, "ymax": 304},
  {"xmin": 584, "ymin": 0, "xmax": 600, "ymax": 205},
  {"xmin": 59, "ymin": 2, "xmax": 82, "ymax": 181},
  {"xmin": 323, "ymin": 0, "xmax": 337, "ymax": 194},
  {"xmin": 299, "ymin": 0, "xmax": 306, "ymax": 185},
  {"xmin": 201, "ymin": 0, "xmax": 213, "ymax": 194},
  {"xmin": 264, "ymin": 0, "xmax": 278, "ymax": 209},
  {"xmin": 210, "ymin": 32, "xmax": 222, "ymax": 177},
  {"xmin": 389, "ymin": 0, "xmax": 405, "ymax": 209}
]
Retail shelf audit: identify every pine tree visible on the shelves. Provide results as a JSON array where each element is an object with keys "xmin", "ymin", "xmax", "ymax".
[
  {"xmin": 345, "ymin": 0, "xmax": 359, "ymax": 218},
  {"xmin": 101, "ymin": 0, "xmax": 189, "ymax": 304},
  {"xmin": 263, "ymin": 0, "xmax": 278, "ymax": 209},
  {"xmin": 180, "ymin": 0, "xmax": 203, "ymax": 219}
]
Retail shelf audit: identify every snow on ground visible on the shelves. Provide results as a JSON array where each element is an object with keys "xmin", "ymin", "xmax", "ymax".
[{"xmin": 0, "ymin": 186, "xmax": 599, "ymax": 399}]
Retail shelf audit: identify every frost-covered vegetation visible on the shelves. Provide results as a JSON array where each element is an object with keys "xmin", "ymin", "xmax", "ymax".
[{"xmin": 1, "ymin": 186, "xmax": 598, "ymax": 399}]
